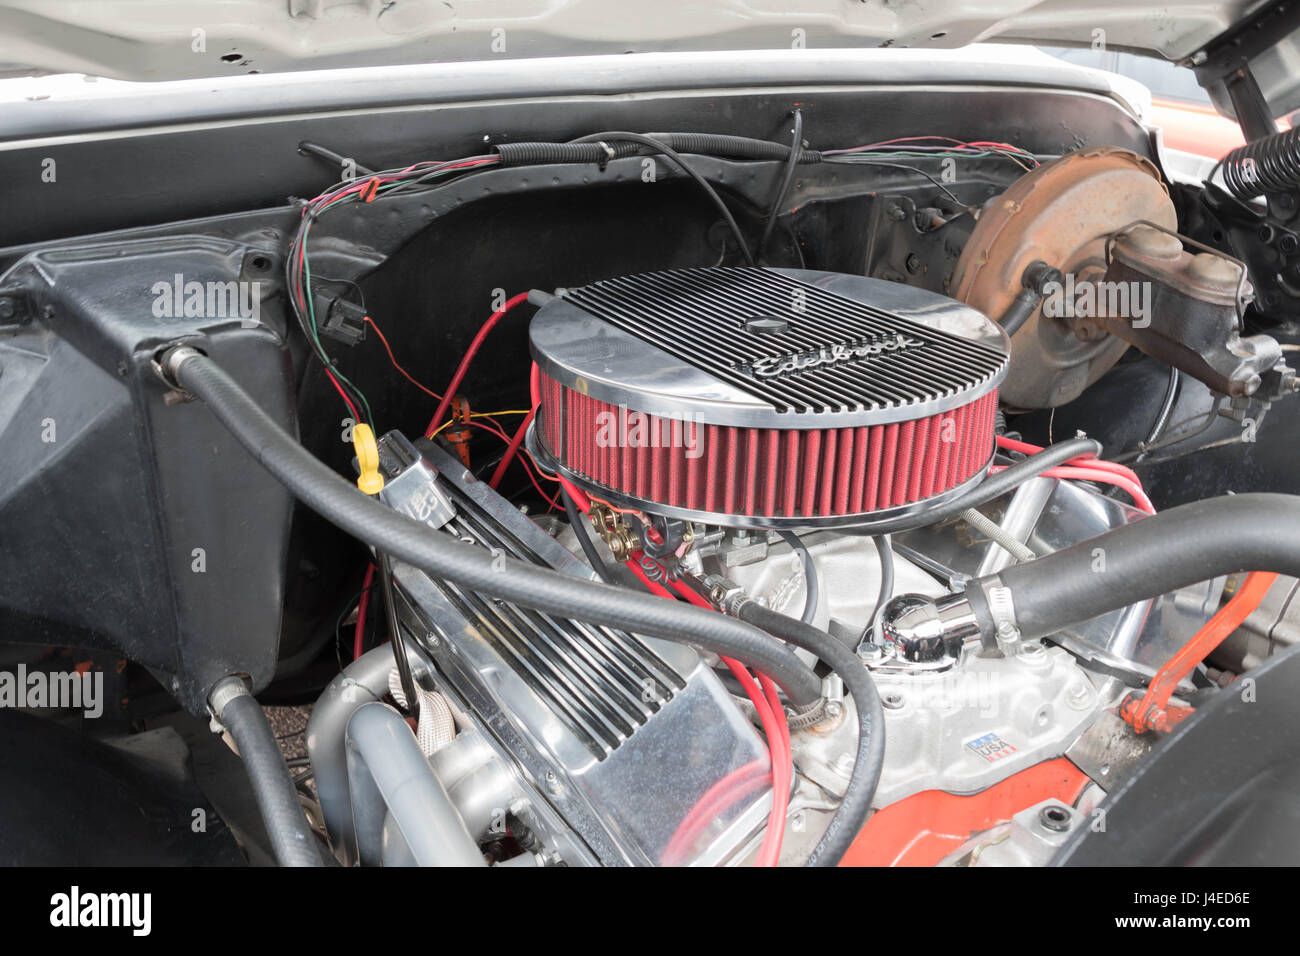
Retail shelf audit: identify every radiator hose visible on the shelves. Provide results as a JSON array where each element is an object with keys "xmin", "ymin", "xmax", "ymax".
[
  {"xmin": 162, "ymin": 346, "xmax": 823, "ymax": 710},
  {"xmin": 965, "ymin": 492, "xmax": 1300, "ymax": 642}
]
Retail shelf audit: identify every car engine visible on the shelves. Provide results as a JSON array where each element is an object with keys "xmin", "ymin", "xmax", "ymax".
[{"xmin": 4, "ymin": 50, "xmax": 1300, "ymax": 871}]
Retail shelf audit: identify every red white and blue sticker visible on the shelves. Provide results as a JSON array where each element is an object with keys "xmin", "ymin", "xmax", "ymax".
[{"xmin": 966, "ymin": 732, "xmax": 1018, "ymax": 763}]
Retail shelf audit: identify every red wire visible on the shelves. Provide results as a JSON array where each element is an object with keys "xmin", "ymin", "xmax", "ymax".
[
  {"xmin": 489, "ymin": 408, "xmax": 536, "ymax": 490},
  {"xmin": 757, "ymin": 673, "xmax": 792, "ymax": 864},
  {"xmin": 362, "ymin": 315, "xmax": 443, "ymax": 401},
  {"xmin": 490, "ymin": 362, "xmax": 543, "ymax": 490},
  {"xmin": 465, "ymin": 420, "xmax": 559, "ymax": 510},
  {"xmin": 995, "ymin": 434, "xmax": 1143, "ymax": 482},
  {"xmin": 622, "ymin": 560, "xmax": 787, "ymax": 866},
  {"xmin": 425, "ymin": 292, "xmax": 532, "ymax": 437},
  {"xmin": 665, "ymin": 575, "xmax": 791, "ymax": 865},
  {"xmin": 992, "ymin": 435, "xmax": 1156, "ymax": 513},
  {"xmin": 620, "ymin": 564, "xmax": 787, "ymax": 865},
  {"xmin": 662, "ymin": 761, "xmax": 770, "ymax": 864},
  {"xmin": 353, "ymin": 563, "xmax": 375, "ymax": 660}
]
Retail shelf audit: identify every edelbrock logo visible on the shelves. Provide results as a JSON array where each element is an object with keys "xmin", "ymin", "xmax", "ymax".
[
  {"xmin": 50, "ymin": 886, "xmax": 151, "ymax": 936},
  {"xmin": 151, "ymin": 273, "xmax": 261, "ymax": 326},
  {"xmin": 740, "ymin": 332, "xmax": 923, "ymax": 379},
  {"xmin": 0, "ymin": 664, "xmax": 103, "ymax": 718}
]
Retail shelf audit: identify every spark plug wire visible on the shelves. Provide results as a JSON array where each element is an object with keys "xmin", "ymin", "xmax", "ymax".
[{"xmin": 622, "ymin": 557, "xmax": 791, "ymax": 866}]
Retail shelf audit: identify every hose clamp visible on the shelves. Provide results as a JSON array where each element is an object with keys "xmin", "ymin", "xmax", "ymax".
[
  {"xmin": 153, "ymin": 343, "xmax": 206, "ymax": 390},
  {"xmin": 985, "ymin": 584, "xmax": 1021, "ymax": 654},
  {"xmin": 785, "ymin": 696, "xmax": 830, "ymax": 731},
  {"xmin": 207, "ymin": 674, "xmax": 251, "ymax": 722}
]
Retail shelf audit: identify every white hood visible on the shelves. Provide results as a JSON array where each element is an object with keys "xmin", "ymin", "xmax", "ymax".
[{"xmin": 0, "ymin": 0, "xmax": 1270, "ymax": 81}]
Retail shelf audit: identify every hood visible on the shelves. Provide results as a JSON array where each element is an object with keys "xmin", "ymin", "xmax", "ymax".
[
  {"xmin": 0, "ymin": 0, "xmax": 1275, "ymax": 79},
  {"xmin": 1, "ymin": 0, "xmax": 1296, "ymax": 117}
]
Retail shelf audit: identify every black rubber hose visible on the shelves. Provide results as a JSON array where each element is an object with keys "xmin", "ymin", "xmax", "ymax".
[
  {"xmin": 776, "ymin": 529, "xmax": 819, "ymax": 624},
  {"xmin": 845, "ymin": 437, "xmax": 1102, "ymax": 538},
  {"xmin": 966, "ymin": 492, "xmax": 1300, "ymax": 642},
  {"xmin": 733, "ymin": 601, "xmax": 885, "ymax": 868},
  {"xmin": 567, "ymin": 131, "xmax": 756, "ymax": 265},
  {"xmin": 757, "ymin": 109, "xmax": 804, "ymax": 262},
  {"xmin": 210, "ymin": 679, "xmax": 323, "ymax": 867},
  {"xmin": 170, "ymin": 350, "xmax": 823, "ymax": 707},
  {"xmin": 999, "ymin": 287, "xmax": 1043, "ymax": 337}
]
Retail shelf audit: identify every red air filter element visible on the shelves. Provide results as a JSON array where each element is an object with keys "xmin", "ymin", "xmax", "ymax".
[
  {"xmin": 539, "ymin": 372, "xmax": 997, "ymax": 519},
  {"xmin": 529, "ymin": 267, "xmax": 1009, "ymax": 529}
]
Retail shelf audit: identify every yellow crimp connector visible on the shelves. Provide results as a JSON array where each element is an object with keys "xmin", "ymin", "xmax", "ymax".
[{"xmin": 353, "ymin": 423, "xmax": 385, "ymax": 495}]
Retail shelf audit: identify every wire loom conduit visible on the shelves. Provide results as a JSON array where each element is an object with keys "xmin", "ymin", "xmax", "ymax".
[{"xmin": 493, "ymin": 133, "xmax": 823, "ymax": 168}]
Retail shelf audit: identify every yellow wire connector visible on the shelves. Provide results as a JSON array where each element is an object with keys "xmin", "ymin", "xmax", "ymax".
[{"xmin": 353, "ymin": 423, "xmax": 385, "ymax": 495}]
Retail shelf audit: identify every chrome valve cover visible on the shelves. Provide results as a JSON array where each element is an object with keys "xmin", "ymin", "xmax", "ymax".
[{"xmin": 376, "ymin": 433, "xmax": 772, "ymax": 866}]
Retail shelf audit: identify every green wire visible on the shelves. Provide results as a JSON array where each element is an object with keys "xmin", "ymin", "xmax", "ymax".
[{"xmin": 298, "ymin": 215, "xmax": 375, "ymax": 427}]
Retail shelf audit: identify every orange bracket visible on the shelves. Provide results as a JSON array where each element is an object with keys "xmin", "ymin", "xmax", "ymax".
[
  {"xmin": 443, "ymin": 395, "xmax": 474, "ymax": 468},
  {"xmin": 1120, "ymin": 571, "xmax": 1278, "ymax": 734}
]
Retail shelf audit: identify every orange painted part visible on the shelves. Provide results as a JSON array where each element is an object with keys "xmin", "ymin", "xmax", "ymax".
[
  {"xmin": 1150, "ymin": 98, "xmax": 1292, "ymax": 161},
  {"xmin": 1150, "ymin": 99, "xmax": 1245, "ymax": 159},
  {"xmin": 839, "ymin": 758, "xmax": 1090, "ymax": 867},
  {"xmin": 1121, "ymin": 571, "xmax": 1279, "ymax": 734},
  {"xmin": 445, "ymin": 395, "xmax": 474, "ymax": 467}
]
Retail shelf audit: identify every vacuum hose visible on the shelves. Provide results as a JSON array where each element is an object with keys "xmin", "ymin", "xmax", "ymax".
[
  {"xmin": 846, "ymin": 436, "xmax": 1102, "ymax": 538},
  {"xmin": 163, "ymin": 346, "xmax": 824, "ymax": 711}
]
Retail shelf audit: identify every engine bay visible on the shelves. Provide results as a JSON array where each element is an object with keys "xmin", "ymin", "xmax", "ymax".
[{"xmin": 3, "ymin": 52, "xmax": 1300, "ymax": 870}]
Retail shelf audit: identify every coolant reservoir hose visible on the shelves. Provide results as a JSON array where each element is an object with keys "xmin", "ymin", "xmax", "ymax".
[{"xmin": 209, "ymin": 677, "xmax": 323, "ymax": 867}]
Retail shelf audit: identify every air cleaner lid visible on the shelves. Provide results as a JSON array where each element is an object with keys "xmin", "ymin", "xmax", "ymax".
[{"xmin": 530, "ymin": 267, "xmax": 1008, "ymax": 429}]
